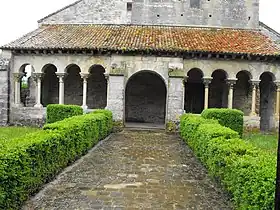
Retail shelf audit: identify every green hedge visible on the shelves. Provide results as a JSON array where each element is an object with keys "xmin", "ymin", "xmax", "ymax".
[
  {"xmin": 180, "ymin": 114, "xmax": 276, "ymax": 209},
  {"xmin": 201, "ymin": 108, "xmax": 244, "ymax": 137},
  {"xmin": 46, "ymin": 104, "xmax": 83, "ymax": 124},
  {"xmin": 0, "ymin": 111, "xmax": 113, "ymax": 209}
]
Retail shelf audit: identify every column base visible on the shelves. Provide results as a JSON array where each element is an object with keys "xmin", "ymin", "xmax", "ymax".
[
  {"xmin": 14, "ymin": 103, "xmax": 23, "ymax": 108},
  {"xmin": 34, "ymin": 104, "xmax": 43, "ymax": 108},
  {"xmin": 250, "ymin": 112, "xmax": 258, "ymax": 117},
  {"xmin": 82, "ymin": 105, "xmax": 88, "ymax": 110}
]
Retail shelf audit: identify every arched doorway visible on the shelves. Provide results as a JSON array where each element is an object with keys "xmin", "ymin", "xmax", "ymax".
[
  {"xmin": 125, "ymin": 71, "xmax": 167, "ymax": 124},
  {"xmin": 185, "ymin": 68, "xmax": 204, "ymax": 114},
  {"xmin": 41, "ymin": 64, "xmax": 59, "ymax": 106},
  {"xmin": 87, "ymin": 65, "xmax": 107, "ymax": 109},
  {"xmin": 260, "ymin": 72, "xmax": 276, "ymax": 131},
  {"xmin": 209, "ymin": 69, "xmax": 228, "ymax": 108},
  {"xmin": 65, "ymin": 64, "xmax": 83, "ymax": 105},
  {"xmin": 233, "ymin": 71, "xmax": 252, "ymax": 115}
]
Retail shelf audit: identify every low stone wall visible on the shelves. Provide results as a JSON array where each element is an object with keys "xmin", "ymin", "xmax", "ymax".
[
  {"xmin": 10, "ymin": 107, "xmax": 46, "ymax": 127},
  {"xmin": 243, "ymin": 116, "xmax": 261, "ymax": 130}
]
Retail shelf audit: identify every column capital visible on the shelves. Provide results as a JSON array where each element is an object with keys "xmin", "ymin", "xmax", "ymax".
[
  {"xmin": 104, "ymin": 73, "xmax": 109, "ymax": 81},
  {"xmin": 13, "ymin": 72, "xmax": 25, "ymax": 81},
  {"xmin": 80, "ymin": 73, "xmax": 89, "ymax": 80},
  {"xmin": 56, "ymin": 72, "xmax": 68, "ymax": 82},
  {"xmin": 274, "ymin": 80, "xmax": 280, "ymax": 88},
  {"xmin": 250, "ymin": 80, "xmax": 260, "ymax": 87},
  {"xmin": 203, "ymin": 77, "xmax": 212, "ymax": 87},
  {"xmin": 32, "ymin": 72, "xmax": 44, "ymax": 81},
  {"xmin": 227, "ymin": 78, "xmax": 237, "ymax": 88}
]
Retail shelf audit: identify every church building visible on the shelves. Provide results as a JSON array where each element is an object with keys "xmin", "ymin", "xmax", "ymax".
[{"xmin": 1, "ymin": 0, "xmax": 280, "ymax": 131}]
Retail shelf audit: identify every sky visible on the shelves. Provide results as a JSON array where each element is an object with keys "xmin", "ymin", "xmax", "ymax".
[{"xmin": 0, "ymin": 0, "xmax": 279, "ymax": 47}]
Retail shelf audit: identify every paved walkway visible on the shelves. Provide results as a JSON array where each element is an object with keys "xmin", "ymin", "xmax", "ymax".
[{"xmin": 23, "ymin": 130, "xmax": 232, "ymax": 210}]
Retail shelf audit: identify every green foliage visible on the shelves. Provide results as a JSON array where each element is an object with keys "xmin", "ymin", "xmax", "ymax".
[
  {"xmin": 180, "ymin": 114, "xmax": 276, "ymax": 209},
  {"xmin": 0, "ymin": 110, "xmax": 113, "ymax": 209},
  {"xmin": 201, "ymin": 108, "xmax": 244, "ymax": 137},
  {"xmin": 46, "ymin": 104, "xmax": 83, "ymax": 124},
  {"xmin": 166, "ymin": 121, "xmax": 177, "ymax": 133}
]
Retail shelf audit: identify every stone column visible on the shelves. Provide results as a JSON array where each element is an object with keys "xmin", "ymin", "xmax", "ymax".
[
  {"xmin": 80, "ymin": 73, "xmax": 89, "ymax": 110},
  {"xmin": 106, "ymin": 73, "xmax": 125, "ymax": 122},
  {"xmin": 13, "ymin": 72, "xmax": 24, "ymax": 107},
  {"xmin": 250, "ymin": 80, "xmax": 260, "ymax": 116},
  {"xmin": 167, "ymin": 76, "xmax": 185, "ymax": 122},
  {"xmin": 227, "ymin": 78, "xmax": 237, "ymax": 109},
  {"xmin": 275, "ymin": 81, "xmax": 280, "ymax": 117},
  {"xmin": 56, "ymin": 73, "xmax": 67, "ymax": 105},
  {"xmin": 203, "ymin": 77, "xmax": 212, "ymax": 110},
  {"xmin": 32, "ymin": 73, "xmax": 44, "ymax": 108}
]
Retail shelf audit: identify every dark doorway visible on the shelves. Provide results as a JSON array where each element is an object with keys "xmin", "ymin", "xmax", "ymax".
[
  {"xmin": 260, "ymin": 72, "xmax": 276, "ymax": 131},
  {"xmin": 125, "ymin": 71, "xmax": 167, "ymax": 124},
  {"xmin": 209, "ymin": 69, "xmax": 228, "ymax": 108},
  {"xmin": 185, "ymin": 68, "xmax": 204, "ymax": 114}
]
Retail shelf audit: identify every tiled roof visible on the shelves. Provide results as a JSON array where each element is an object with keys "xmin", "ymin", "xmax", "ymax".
[{"xmin": 1, "ymin": 24, "xmax": 280, "ymax": 56}]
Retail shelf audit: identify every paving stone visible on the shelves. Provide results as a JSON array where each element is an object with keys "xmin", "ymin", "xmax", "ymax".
[{"xmin": 23, "ymin": 130, "xmax": 232, "ymax": 209}]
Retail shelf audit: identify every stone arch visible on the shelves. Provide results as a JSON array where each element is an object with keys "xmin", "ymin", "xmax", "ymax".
[
  {"xmin": 185, "ymin": 68, "xmax": 204, "ymax": 114},
  {"xmin": 127, "ymin": 69, "xmax": 168, "ymax": 88},
  {"xmin": 87, "ymin": 65, "xmax": 107, "ymax": 109},
  {"xmin": 209, "ymin": 69, "xmax": 228, "ymax": 108},
  {"xmin": 233, "ymin": 70, "xmax": 252, "ymax": 115},
  {"xmin": 125, "ymin": 70, "xmax": 167, "ymax": 124},
  {"xmin": 19, "ymin": 64, "xmax": 35, "ymax": 107},
  {"xmin": 259, "ymin": 72, "xmax": 276, "ymax": 131},
  {"xmin": 65, "ymin": 64, "xmax": 83, "ymax": 105},
  {"xmin": 41, "ymin": 64, "xmax": 59, "ymax": 106}
]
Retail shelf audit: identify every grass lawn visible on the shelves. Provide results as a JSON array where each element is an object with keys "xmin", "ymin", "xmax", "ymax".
[
  {"xmin": 243, "ymin": 132, "xmax": 278, "ymax": 154},
  {"xmin": 0, "ymin": 126, "xmax": 39, "ymax": 142}
]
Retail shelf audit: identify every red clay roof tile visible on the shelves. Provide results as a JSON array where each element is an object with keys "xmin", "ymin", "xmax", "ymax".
[{"xmin": 1, "ymin": 24, "xmax": 280, "ymax": 56}]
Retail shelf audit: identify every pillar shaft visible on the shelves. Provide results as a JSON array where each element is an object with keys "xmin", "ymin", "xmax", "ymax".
[
  {"xmin": 80, "ymin": 73, "xmax": 89, "ymax": 109},
  {"xmin": 275, "ymin": 81, "xmax": 280, "ymax": 117},
  {"xmin": 203, "ymin": 77, "xmax": 212, "ymax": 110},
  {"xmin": 250, "ymin": 80, "xmax": 260, "ymax": 116},
  {"xmin": 33, "ymin": 73, "xmax": 44, "ymax": 108},
  {"xmin": 56, "ymin": 73, "xmax": 67, "ymax": 105},
  {"xmin": 227, "ymin": 79, "xmax": 237, "ymax": 109},
  {"xmin": 13, "ymin": 73, "xmax": 24, "ymax": 106}
]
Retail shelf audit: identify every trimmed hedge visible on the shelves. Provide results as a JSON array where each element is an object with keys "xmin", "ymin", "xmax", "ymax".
[
  {"xmin": 180, "ymin": 114, "xmax": 276, "ymax": 209},
  {"xmin": 0, "ymin": 111, "xmax": 112, "ymax": 209},
  {"xmin": 201, "ymin": 108, "xmax": 244, "ymax": 137},
  {"xmin": 46, "ymin": 104, "xmax": 83, "ymax": 124}
]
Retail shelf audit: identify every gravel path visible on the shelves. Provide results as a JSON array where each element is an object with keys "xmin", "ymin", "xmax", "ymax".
[{"xmin": 23, "ymin": 130, "xmax": 232, "ymax": 210}]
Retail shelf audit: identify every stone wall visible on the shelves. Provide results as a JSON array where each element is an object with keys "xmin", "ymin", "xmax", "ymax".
[
  {"xmin": 10, "ymin": 107, "xmax": 46, "ymax": 127},
  {"xmin": 0, "ymin": 58, "xmax": 9, "ymax": 125},
  {"xmin": 38, "ymin": 0, "xmax": 259, "ymax": 29}
]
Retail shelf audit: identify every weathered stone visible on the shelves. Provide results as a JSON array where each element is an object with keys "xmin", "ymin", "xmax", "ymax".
[{"xmin": 23, "ymin": 131, "xmax": 232, "ymax": 209}]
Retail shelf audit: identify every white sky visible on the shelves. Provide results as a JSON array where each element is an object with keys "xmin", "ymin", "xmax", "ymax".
[{"xmin": 0, "ymin": 0, "xmax": 279, "ymax": 47}]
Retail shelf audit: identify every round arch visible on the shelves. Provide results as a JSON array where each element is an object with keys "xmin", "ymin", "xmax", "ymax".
[
  {"xmin": 125, "ymin": 70, "xmax": 167, "ymax": 124},
  {"xmin": 233, "ymin": 70, "xmax": 252, "ymax": 115},
  {"xmin": 41, "ymin": 64, "xmax": 59, "ymax": 106},
  {"xmin": 87, "ymin": 64, "xmax": 107, "ymax": 109},
  {"xmin": 185, "ymin": 68, "xmax": 204, "ymax": 113},
  {"xmin": 65, "ymin": 64, "xmax": 82, "ymax": 105},
  {"xmin": 259, "ymin": 72, "xmax": 276, "ymax": 131},
  {"xmin": 209, "ymin": 69, "xmax": 228, "ymax": 108}
]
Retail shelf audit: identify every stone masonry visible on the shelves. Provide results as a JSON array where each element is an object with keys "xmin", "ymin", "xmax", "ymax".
[
  {"xmin": 0, "ymin": 57, "xmax": 9, "ymax": 126},
  {"xmin": 23, "ymin": 130, "xmax": 232, "ymax": 209},
  {"xmin": 39, "ymin": 0, "xmax": 259, "ymax": 29}
]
